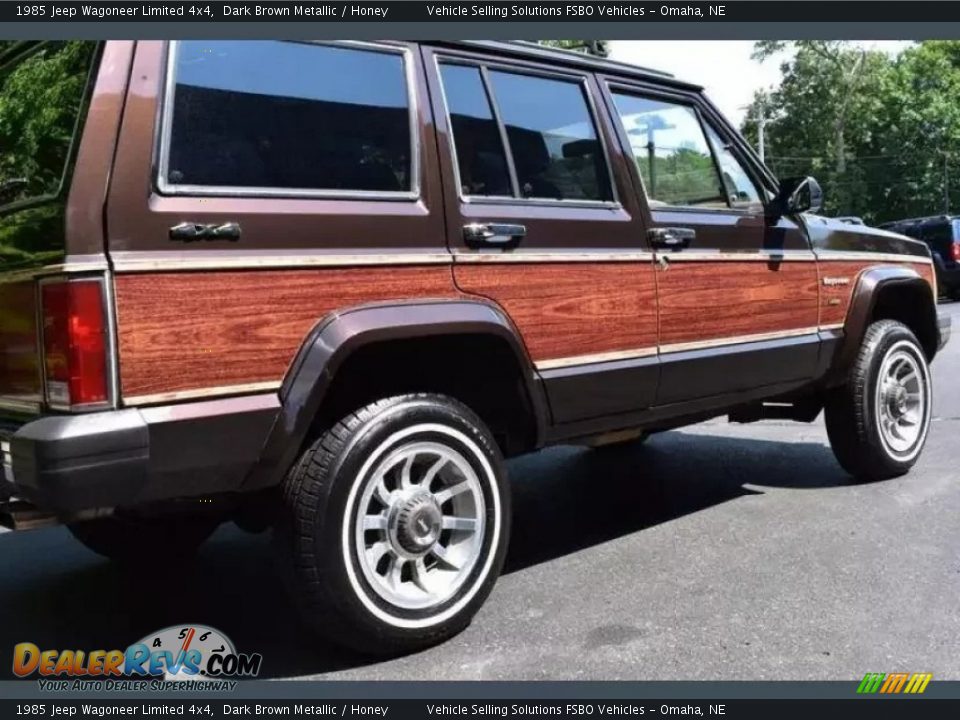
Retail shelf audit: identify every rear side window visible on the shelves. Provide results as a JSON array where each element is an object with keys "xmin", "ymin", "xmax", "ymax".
[
  {"xmin": 438, "ymin": 62, "xmax": 612, "ymax": 202},
  {"xmin": 161, "ymin": 41, "xmax": 414, "ymax": 196}
]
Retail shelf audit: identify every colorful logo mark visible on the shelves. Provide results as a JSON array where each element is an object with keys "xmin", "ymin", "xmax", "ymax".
[
  {"xmin": 857, "ymin": 672, "xmax": 932, "ymax": 694},
  {"xmin": 13, "ymin": 624, "xmax": 262, "ymax": 680}
]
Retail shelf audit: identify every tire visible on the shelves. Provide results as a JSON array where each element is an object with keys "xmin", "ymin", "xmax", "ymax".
[
  {"xmin": 274, "ymin": 394, "xmax": 511, "ymax": 655},
  {"xmin": 825, "ymin": 320, "xmax": 932, "ymax": 481},
  {"xmin": 68, "ymin": 513, "xmax": 220, "ymax": 563}
]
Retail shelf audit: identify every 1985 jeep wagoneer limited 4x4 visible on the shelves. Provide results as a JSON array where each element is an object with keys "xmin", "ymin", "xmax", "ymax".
[{"xmin": 0, "ymin": 40, "xmax": 950, "ymax": 654}]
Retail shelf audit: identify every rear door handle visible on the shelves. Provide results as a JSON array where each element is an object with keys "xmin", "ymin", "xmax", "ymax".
[
  {"xmin": 463, "ymin": 223, "xmax": 527, "ymax": 246},
  {"xmin": 169, "ymin": 222, "xmax": 241, "ymax": 242},
  {"xmin": 648, "ymin": 227, "xmax": 695, "ymax": 249}
]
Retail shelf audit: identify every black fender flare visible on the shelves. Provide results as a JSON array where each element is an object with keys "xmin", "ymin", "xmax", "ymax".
[
  {"xmin": 829, "ymin": 265, "xmax": 937, "ymax": 381},
  {"xmin": 244, "ymin": 299, "xmax": 547, "ymax": 490}
]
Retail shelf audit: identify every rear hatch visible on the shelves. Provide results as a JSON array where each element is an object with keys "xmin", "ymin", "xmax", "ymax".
[{"xmin": 0, "ymin": 42, "xmax": 100, "ymax": 415}]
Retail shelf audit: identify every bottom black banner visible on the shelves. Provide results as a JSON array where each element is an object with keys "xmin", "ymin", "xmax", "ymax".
[{"xmin": 3, "ymin": 700, "xmax": 960, "ymax": 720}]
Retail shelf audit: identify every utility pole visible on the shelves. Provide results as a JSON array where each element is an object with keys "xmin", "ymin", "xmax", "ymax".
[
  {"xmin": 944, "ymin": 151, "xmax": 950, "ymax": 215},
  {"xmin": 756, "ymin": 113, "xmax": 767, "ymax": 164}
]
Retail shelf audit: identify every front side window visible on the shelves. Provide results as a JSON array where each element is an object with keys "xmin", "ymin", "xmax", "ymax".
[
  {"xmin": 612, "ymin": 92, "xmax": 726, "ymax": 209},
  {"xmin": 163, "ymin": 41, "xmax": 413, "ymax": 195},
  {"xmin": 439, "ymin": 62, "xmax": 612, "ymax": 202},
  {"xmin": 703, "ymin": 123, "xmax": 763, "ymax": 210}
]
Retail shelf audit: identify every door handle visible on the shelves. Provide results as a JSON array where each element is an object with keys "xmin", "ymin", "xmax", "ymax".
[
  {"xmin": 169, "ymin": 222, "xmax": 241, "ymax": 242},
  {"xmin": 463, "ymin": 223, "xmax": 527, "ymax": 246},
  {"xmin": 648, "ymin": 227, "xmax": 695, "ymax": 249}
]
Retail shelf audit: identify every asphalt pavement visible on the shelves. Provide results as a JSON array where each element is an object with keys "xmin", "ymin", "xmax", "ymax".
[{"xmin": 2, "ymin": 304, "xmax": 959, "ymax": 680}]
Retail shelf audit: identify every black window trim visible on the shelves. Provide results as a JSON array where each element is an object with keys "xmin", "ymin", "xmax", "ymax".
[
  {"xmin": 433, "ymin": 53, "xmax": 621, "ymax": 210},
  {"xmin": 604, "ymin": 79, "xmax": 774, "ymax": 218},
  {"xmin": 0, "ymin": 41, "xmax": 102, "ymax": 215},
  {"xmin": 155, "ymin": 40, "xmax": 421, "ymax": 202}
]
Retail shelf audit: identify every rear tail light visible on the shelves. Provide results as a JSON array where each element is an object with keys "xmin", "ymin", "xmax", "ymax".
[
  {"xmin": 951, "ymin": 242, "xmax": 960, "ymax": 263},
  {"xmin": 40, "ymin": 279, "xmax": 109, "ymax": 409}
]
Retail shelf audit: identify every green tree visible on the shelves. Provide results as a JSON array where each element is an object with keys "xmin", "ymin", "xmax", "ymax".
[
  {"xmin": 538, "ymin": 40, "xmax": 610, "ymax": 58},
  {"xmin": 744, "ymin": 41, "xmax": 960, "ymax": 223}
]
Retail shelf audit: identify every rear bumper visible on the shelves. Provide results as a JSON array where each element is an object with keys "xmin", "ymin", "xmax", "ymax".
[
  {"xmin": 2, "ymin": 395, "xmax": 279, "ymax": 514},
  {"xmin": 937, "ymin": 310, "xmax": 952, "ymax": 352}
]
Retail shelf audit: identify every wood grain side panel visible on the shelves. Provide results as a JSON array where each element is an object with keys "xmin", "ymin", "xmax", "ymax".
[
  {"xmin": 454, "ymin": 262, "xmax": 658, "ymax": 361},
  {"xmin": 818, "ymin": 259, "xmax": 936, "ymax": 327},
  {"xmin": 0, "ymin": 280, "xmax": 41, "ymax": 401},
  {"xmin": 657, "ymin": 261, "xmax": 820, "ymax": 347},
  {"xmin": 115, "ymin": 266, "xmax": 459, "ymax": 400}
]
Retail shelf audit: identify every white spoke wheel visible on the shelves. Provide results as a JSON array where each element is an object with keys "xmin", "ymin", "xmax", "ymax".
[
  {"xmin": 826, "ymin": 320, "xmax": 933, "ymax": 481},
  {"xmin": 275, "ymin": 394, "xmax": 510, "ymax": 655}
]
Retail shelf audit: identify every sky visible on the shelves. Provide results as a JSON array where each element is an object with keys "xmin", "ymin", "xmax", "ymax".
[{"xmin": 609, "ymin": 41, "xmax": 913, "ymax": 127}]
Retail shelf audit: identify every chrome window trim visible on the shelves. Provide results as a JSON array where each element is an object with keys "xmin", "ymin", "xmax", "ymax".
[
  {"xmin": 156, "ymin": 40, "xmax": 421, "ymax": 202},
  {"xmin": 434, "ymin": 53, "xmax": 621, "ymax": 209}
]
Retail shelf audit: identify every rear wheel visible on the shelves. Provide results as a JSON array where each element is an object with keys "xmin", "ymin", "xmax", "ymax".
[
  {"xmin": 825, "ymin": 320, "xmax": 932, "ymax": 481},
  {"xmin": 275, "ymin": 394, "xmax": 510, "ymax": 655}
]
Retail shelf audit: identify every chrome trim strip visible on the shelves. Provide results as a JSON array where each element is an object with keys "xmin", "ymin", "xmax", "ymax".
[
  {"xmin": 123, "ymin": 382, "xmax": 282, "ymax": 407},
  {"xmin": 138, "ymin": 392, "xmax": 281, "ymax": 424},
  {"xmin": 815, "ymin": 251, "xmax": 933, "ymax": 264},
  {"xmin": 455, "ymin": 251, "xmax": 653, "ymax": 264},
  {"xmin": 659, "ymin": 327, "xmax": 820, "ymax": 355},
  {"xmin": 0, "ymin": 399, "xmax": 40, "ymax": 414},
  {"xmin": 820, "ymin": 322, "xmax": 845, "ymax": 331},
  {"xmin": 535, "ymin": 346, "xmax": 657, "ymax": 371},
  {"xmin": 0, "ymin": 260, "xmax": 109, "ymax": 285},
  {"xmin": 534, "ymin": 327, "xmax": 821, "ymax": 370},
  {"xmin": 156, "ymin": 41, "xmax": 421, "ymax": 202},
  {"xmin": 111, "ymin": 253, "xmax": 454, "ymax": 273},
  {"xmin": 659, "ymin": 250, "xmax": 816, "ymax": 262}
]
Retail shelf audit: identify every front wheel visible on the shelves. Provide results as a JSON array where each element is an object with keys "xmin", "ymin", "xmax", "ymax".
[
  {"xmin": 274, "ymin": 394, "xmax": 510, "ymax": 655},
  {"xmin": 825, "ymin": 320, "xmax": 932, "ymax": 481}
]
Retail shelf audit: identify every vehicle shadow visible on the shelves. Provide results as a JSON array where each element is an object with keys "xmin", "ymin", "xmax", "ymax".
[{"xmin": 0, "ymin": 430, "xmax": 849, "ymax": 680}]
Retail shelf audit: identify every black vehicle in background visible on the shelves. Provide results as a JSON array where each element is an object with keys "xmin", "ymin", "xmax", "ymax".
[{"xmin": 880, "ymin": 215, "xmax": 960, "ymax": 299}]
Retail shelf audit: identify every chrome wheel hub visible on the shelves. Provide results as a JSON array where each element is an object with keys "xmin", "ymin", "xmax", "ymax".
[
  {"xmin": 353, "ymin": 440, "xmax": 486, "ymax": 610},
  {"xmin": 876, "ymin": 343, "xmax": 928, "ymax": 457}
]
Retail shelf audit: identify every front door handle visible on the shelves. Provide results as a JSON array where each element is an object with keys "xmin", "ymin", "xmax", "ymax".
[
  {"xmin": 463, "ymin": 223, "xmax": 527, "ymax": 246},
  {"xmin": 648, "ymin": 227, "xmax": 695, "ymax": 250}
]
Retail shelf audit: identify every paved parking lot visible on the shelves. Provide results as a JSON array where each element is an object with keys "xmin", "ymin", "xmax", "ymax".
[{"xmin": 2, "ymin": 304, "xmax": 959, "ymax": 681}]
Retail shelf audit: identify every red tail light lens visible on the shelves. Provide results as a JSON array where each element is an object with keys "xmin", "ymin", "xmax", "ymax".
[
  {"xmin": 41, "ymin": 280, "xmax": 109, "ymax": 408},
  {"xmin": 952, "ymin": 243, "xmax": 960, "ymax": 262}
]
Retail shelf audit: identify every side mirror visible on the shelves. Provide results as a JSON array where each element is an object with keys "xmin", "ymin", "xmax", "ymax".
[{"xmin": 769, "ymin": 176, "xmax": 823, "ymax": 218}]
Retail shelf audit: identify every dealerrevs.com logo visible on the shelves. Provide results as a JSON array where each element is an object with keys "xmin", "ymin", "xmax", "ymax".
[{"xmin": 13, "ymin": 625, "xmax": 262, "ymax": 692}]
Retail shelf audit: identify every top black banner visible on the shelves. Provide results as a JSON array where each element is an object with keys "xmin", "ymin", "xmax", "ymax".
[{"xmin": 6, "ymin": 1, "xmax": 960, "ymax": 24}]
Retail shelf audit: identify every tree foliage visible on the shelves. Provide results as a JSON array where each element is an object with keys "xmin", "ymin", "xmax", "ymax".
[
  {"xmin": 538, "ymin": 40, "xmax": 610, "ymax": 58},
  {"xmin": 743, "ymin": 41, "xmax": 960, "ymax": 224}
]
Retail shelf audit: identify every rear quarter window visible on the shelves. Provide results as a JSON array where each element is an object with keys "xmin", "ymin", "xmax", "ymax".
[{"xmin": 160, "ymin": 41, "xmax": 415, "ymax": 197}]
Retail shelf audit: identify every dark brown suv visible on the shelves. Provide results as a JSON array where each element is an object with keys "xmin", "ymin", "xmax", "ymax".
[{"xmin": 0, "ymin": 40, "xmax": 949, "ymax": 655}]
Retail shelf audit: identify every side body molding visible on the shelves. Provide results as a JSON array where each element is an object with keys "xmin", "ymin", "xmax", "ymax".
[
  {"xmin": 829, "ymin": 265, "xmax": 935, "ymax": 381},
  {"xmin": 244, "ymin": 300, "xmax": 548, "ymax": 490}
]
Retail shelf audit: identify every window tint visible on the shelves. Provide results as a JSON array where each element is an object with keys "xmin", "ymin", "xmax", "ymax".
[
  {"xmin": 612, "ymin": 93, "xmax": 726, "ymax": 209},
  {"xmin": 165, "ymin": 41, "xmax": 412, "ymax": 194},
  {"xmin": 704, "ymin": 123, "xmax": 763, "ymax": 209},
  {"xmin": 0, "ymin": 42, "xmax": 97, "ymax": 207},
  {"xmin": 439, "ymin": 64, "xmax": 512, "ymax": 197},
  {"xmin": 488, "ymin": 71, "xmax": 611, "ymax": 201}
]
